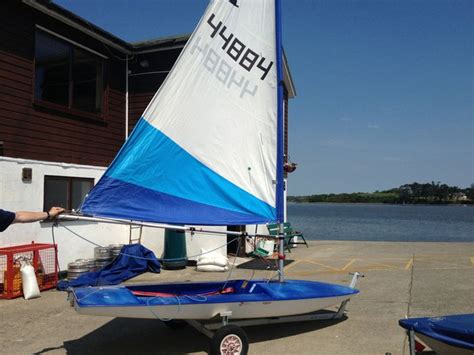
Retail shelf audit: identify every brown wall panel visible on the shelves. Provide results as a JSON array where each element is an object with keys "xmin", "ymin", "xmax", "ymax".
[
  {"xmin": 0, "ymin": 107, "xmax": 123, "ymax": 143},
  {"xmin": 128, "ymin": 93, "xmax": 154, "ymax": 131},
  {"xmin": 4, "ymin": 141, "xmax": 110, "ymax": 166},
  {"xmin": 0, "ymin": 68, "xmax": 32, "ymax": 85},
  {"xmin": 0, "ymin": 116, "xmax": 121, "ymax": 152},
  {"xmin": 0, "ymin": 60, "xmax": 32, "ymax": 79},
  {"xmin": 0, "ymin": 51, "xmax": 33, "ymax": 70},
  {"xmin": 0, "ymin": 3, "xmax": 127, "ymax": 167},
  {"xmin": 0, "ymin": 84, "xmax": 31, "ymax": 100}
]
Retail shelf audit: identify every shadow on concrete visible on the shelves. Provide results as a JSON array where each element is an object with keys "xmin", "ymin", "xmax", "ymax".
[
  {"xmin": 34, "ymin": 314, "xmax": 347, "ymax": 354},
  {"xmin": 245, "ymin": 315, "xmax": 347, "ymax": 344}
]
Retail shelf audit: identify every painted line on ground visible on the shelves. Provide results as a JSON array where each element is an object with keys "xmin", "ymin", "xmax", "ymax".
[
  {"xmin": 285, "ymin": 265, "xmax": 474, "ymax": 276},
  {"xmin": 301, "ymin": 254, "xmax": 472, "ymax": 261},
  {"xmin": 302, "ymin": 259, "xmax": 341, "ymax": 271},
  {"xmin": 285, "ymin": 268, "xmax": 405, "ymax": 276},
  {"xmin": 280, "ymin": 254, "xmax": 474, "ymax": 276},
  {"xmin": 341, "ymin": 258, "xmax": 357, "ymax": 271},
  {"xmin": 361, "ymin": 261, "xmax": 402, "ymax": 270},
  {"xmin": 284, "ymin": 259, "xmax": 302, "ymax": 271},
  {"xmin": 411, "ymin": 267, "xmax": 474, "ymax": 271}
]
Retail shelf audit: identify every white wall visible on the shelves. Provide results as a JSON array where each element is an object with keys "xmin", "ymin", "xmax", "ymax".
[
  {"xmin": 243, "ymin": 224, "xmax": 270, "ymax": 254},
  {"xmin": 140, "ymin": 225, "xmax": 227, "ymax": 261},
  {"xmin": 0, "ymin": 157, "xmax": 226, "ymax": 269}
]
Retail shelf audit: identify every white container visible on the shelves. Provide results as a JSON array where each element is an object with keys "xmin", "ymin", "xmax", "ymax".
[{"xmin": 258, "ymin": 239, "xmax": 275, "ymax": 255}]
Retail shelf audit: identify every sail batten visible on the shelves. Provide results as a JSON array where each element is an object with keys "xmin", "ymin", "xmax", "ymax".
[{"xmin": 82, "ymin": 0, "xmax": 279, "ymax": 225}]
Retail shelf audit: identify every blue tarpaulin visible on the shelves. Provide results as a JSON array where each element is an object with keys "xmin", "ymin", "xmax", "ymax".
[
  {"xmin": 399, "ymin": 314, "xmax": 474, "ymax": 350},
  {"xmin": 57, "ymin": 244, "xmax": 161, "ymax": 290}
]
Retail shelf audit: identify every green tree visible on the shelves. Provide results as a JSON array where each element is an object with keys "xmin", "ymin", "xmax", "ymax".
[{"xmin": 466, "ymin": 184, "xmax": 474, "ymax": 201}]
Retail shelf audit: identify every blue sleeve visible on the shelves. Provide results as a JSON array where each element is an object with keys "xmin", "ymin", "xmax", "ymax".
[{"xmin": 0, "ymin": 209, "xmax": 15, "ymax": 232}]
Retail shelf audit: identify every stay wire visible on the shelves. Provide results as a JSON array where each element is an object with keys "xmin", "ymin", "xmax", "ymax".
[
  {"xmin": 58, "ymin": 222, "xmax": 103, "ymax": 247},
  {"xmin": 221, "ymin": 235, "xmax": 242, "ymax": 291},
  {"xmin": 56, "ymin": 221, "xmax": 241, "ymax": 262},
  {"xmin": 55, "ymin": 222, "xmax": 281, "ymax": 282},
  {"xmin": 146, "ymin": 295, "xmax": 181, "ymax": 322},
  {"xmin": 51, "ymin": 223, "xmax": 61, "ymax": 273}
]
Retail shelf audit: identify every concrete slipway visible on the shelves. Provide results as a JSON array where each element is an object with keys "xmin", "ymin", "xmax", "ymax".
[{"xmin": 0, "ymin": 240, "xmax": 472, "ymax": 354}]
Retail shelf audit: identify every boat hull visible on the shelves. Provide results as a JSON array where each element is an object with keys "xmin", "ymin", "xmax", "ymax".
[
  {"xmin": 72, "ymin": 279, "xmax": 359, "ymax": 320},
  {"xmin": 416, "ymin": 333, "xmax": 473, "ymax": 355}
]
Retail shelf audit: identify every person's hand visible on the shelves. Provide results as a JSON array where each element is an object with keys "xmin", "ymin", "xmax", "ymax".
[{"xmin": 48, "ymin": 207, "xmax": 65, "ymax": 219}]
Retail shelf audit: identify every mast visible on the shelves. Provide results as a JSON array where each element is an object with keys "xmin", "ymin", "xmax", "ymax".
[{"xmin": 275, "ymin": 0, "xmax": 285, "ymax": 282}]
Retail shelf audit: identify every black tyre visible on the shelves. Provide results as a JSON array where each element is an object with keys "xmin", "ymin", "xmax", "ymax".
[{"xmin": 210, "ymin": 324, "xmax": 249, "ymax": 355}]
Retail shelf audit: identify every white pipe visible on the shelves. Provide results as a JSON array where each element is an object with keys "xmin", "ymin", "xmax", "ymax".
[{"xmin": 125, "ymin": 56, "xmax": 129, "ymax": 139}]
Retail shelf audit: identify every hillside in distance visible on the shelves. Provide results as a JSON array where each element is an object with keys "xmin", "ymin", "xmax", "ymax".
[{"xmin": 289, "ymin": 182, "xmax": 474, "ymax": 205}]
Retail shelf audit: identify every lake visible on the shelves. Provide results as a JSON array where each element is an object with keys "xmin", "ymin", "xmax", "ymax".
[{"xmin": 287, "ymin": 203, "xmax": 474, "ymax": 242}]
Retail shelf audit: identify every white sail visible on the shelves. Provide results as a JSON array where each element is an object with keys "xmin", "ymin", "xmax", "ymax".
[{"xmin": 82, "ymin": 0, "xmax": 279, "ymax": 225}]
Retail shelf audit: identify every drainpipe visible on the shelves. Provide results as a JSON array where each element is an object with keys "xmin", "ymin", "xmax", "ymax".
[
  {"xmin": 125, "ymin": 56, "xmax": 129, "ymax": 140},
  {"xmin": 124, "ymin": 55, "xmax": 129, "ymax": 242}
]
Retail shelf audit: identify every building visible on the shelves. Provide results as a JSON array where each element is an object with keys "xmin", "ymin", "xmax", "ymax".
[{"xmin": 0, "ymin": 0, "xmax": 296, "ymax": 267}]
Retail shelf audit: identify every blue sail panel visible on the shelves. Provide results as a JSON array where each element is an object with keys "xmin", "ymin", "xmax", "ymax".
[
  {"xmin": 81, "ymin": 119, "xmax": 276, "ymax": 225},
  {"xmin": 81, "ymin": 176, "xmax": 272, "ymax": 225}
]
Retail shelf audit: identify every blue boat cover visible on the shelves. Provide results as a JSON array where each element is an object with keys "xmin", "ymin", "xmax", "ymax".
[
  {"xmin": 57, "ymin": 244, "xmax": 161, "ymax": 291},
  {"xmin": 399, "ymin": 314, "xmax": 474, "ymax": 350}
]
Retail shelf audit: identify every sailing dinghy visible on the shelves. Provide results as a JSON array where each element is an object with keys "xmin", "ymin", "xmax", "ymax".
[
  {"xmin": 400, "ymin": 314, "xmax": 474, "ymax": 355},
  {"xmin": 73, "ymin": 279, "xmax": 358, "ymax": 320},
  {"xmin": 63, "ymin": 0, "xmax": 361, "ymax": 353}
]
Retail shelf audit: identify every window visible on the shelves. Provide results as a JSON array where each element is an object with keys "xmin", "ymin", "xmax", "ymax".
[
  {"xmin": 44, "ymin": 176, "xmax": 94, "ymax": 211},
  {"xmin": 35, "ymin": 30, "xmax": 103, "ymax": 114}
]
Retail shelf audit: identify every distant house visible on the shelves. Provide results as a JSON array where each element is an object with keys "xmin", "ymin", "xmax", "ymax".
[
  {"xmin": 452, "ymin": 192, "xmax": 468, "ymax": 202},
  {"xmin": 0, "ymin": 0, "xmax": 296, "ymax": 265}
]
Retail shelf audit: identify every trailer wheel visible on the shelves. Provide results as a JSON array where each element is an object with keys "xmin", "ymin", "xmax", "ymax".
[{"xmin": 210, "ymin": 324, "xmax": 248, "ymax": 355}]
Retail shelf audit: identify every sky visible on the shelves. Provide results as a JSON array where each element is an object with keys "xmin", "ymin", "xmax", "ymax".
[{"xmin": 55, "ymin": 0, "xmax": 473, "ymax": 195}]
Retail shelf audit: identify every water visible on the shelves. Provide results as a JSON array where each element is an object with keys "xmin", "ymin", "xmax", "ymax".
[{"xmin": 287, "ymin": 203, "xmax": 474, "ymax": 242}]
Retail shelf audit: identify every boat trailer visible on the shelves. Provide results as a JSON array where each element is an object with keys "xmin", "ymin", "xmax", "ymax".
[{"xmin": 175, "ymin": 272, "xmax": 363, "ymax": 355}]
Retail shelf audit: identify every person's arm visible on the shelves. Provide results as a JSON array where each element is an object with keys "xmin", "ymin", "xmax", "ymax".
[{"xmin": 13, "ymin": 207, "xmax": 65, "ymax": 224}]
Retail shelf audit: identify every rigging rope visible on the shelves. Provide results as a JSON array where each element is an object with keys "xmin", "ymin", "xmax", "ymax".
[
  {"xmin": 58, "ymin": 223, "xmax": 102, "ymax": 247},
  {"xmin": 221, "ymin": 235, "xmax": 242, "ymax": 291},
  {"xmin": 56, "ymin": 221, "xmax": 241, "ymax": 262},
  {"xmin": 51, "ymin": 223, "xmax": 62, "ymax": 273},
  {"xmin": 145, "ymin": 294, "xmax": 182, "ymax": 322},
  {"xmin": 54, "ymin": 222, "xmax": 280, "ymax": 282}
]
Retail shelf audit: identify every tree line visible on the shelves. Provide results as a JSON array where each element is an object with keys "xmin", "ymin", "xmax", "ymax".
[{"xmin": 288, "ymin": 182, "xmax": 474, "ymax": 205}]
